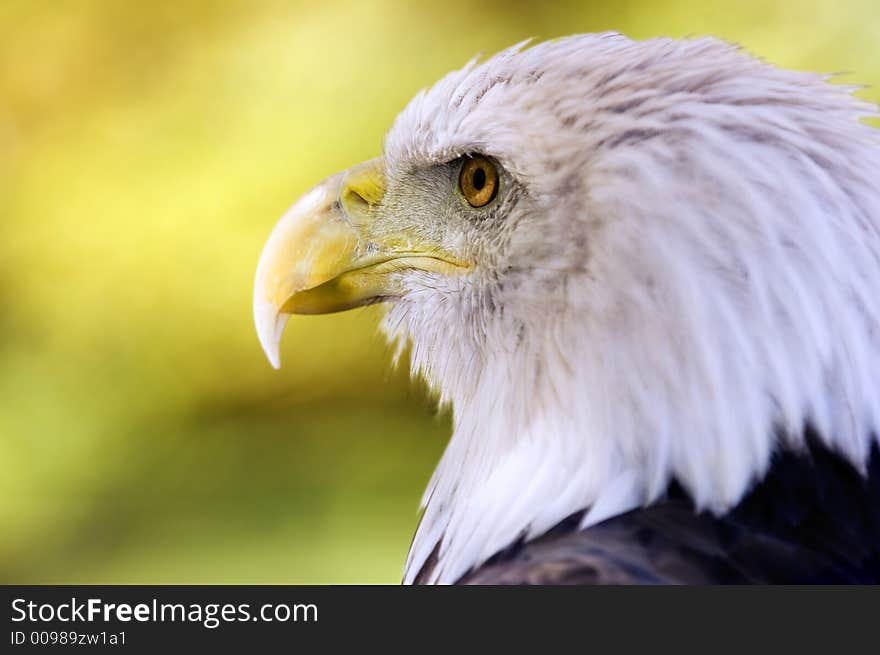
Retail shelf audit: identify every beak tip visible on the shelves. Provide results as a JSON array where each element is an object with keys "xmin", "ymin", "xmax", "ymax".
[
  {"xmin": 254, "ymin": 297, "xmax": 289, "ymax": 370},
  {"xmin": 265, "ymin": 347, "xmax": 282, "ymax": 371}
]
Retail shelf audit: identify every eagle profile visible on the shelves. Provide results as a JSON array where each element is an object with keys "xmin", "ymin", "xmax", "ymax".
[{"xmin": 253, "ymin": 34, "xmax": 880, "ymax": 584}]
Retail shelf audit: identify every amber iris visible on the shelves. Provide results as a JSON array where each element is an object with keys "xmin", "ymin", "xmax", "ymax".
[{"xmin": 459, "ymin": 156, "xmax": 498, "ymax": 207}]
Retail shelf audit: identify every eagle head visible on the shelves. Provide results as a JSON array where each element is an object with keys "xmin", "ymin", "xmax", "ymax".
[{"xmin": 254, "ymin": 34, "xmax": 880, "ymax": 583}]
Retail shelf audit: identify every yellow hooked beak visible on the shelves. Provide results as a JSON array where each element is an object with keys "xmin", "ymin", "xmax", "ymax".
[{"xmin": 254, "ymin": 157, "xmax": 467, "ymax": 368}]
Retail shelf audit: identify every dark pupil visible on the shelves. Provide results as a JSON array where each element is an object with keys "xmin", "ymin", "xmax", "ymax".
[{"xmin": 472, "ymin": 166, "xmax": 486, "ymax": 191}]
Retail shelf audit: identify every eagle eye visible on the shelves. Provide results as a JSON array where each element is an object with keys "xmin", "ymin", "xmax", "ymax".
[{"xmin": 459, "ymin": 156, "xmax": 498, "ymax": 208}]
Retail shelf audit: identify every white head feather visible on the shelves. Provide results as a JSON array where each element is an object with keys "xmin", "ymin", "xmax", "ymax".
[{"xmin": 376, "ymin": 34, "xmax": 880, "ymax": 584}]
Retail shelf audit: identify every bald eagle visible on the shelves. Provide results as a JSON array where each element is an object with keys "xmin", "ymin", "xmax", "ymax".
[{"xmin": 254, "ymin": 34, "xmax": 880, "ymax": 584}]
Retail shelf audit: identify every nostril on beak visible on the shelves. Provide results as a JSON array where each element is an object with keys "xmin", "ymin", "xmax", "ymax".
[
  {"xmin": 341, "ymin": 185, "xmax": 372, "ymax": 213},
  {"xmin": 339, "ymin": 157, "xmax": 386, "ymax": 221}
]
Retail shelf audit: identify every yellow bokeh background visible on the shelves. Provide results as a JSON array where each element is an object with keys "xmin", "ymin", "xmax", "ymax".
[{"xmin": 1, "ymin": 0, "xmax": 878, "ymax": 583}]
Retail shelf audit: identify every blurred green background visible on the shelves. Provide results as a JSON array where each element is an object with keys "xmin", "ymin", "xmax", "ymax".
[{"xmin": 1, "ymin": 0, "xmax": 878, "ymax": 583}]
